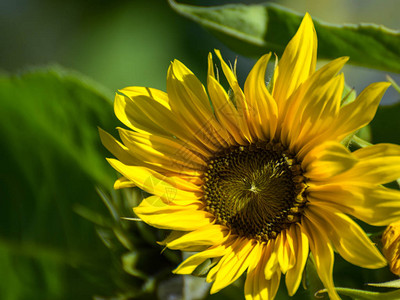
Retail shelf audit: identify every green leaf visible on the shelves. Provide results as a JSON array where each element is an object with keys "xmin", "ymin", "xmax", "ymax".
[
  {"xmin": 169, "ymin": 1, "xmax": 400, "ymax": 73},
  {"xmin": 0, "ymin": 66, "xmax": 120, "ymax": 299},
  {"xmin": 317, "ymin": 287, "xmax": 400, "ymax": 300},
  {"xmin": 368, "ymin": 279, "xmax": 400, "ymax": 288}
]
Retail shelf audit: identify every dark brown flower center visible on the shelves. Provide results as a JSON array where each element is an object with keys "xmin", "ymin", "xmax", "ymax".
[{"xmin": 202, "ymin": 142, "xmax": 307, "ymax": 241}]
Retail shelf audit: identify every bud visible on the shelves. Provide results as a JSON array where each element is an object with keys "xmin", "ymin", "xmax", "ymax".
[{"xmin": 382, "ymin": 220, "xmax": 400, "ymax": 276}]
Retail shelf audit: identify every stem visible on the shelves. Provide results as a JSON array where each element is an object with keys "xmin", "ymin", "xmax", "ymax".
[{"xmin": 351, "ymin": 135, "xmax": 372, "ymax": 148}]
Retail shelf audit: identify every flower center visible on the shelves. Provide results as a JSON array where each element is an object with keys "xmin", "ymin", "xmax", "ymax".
[{"xmin": 203, "ymin": 142, "xmax": 307, "ymax": 241}]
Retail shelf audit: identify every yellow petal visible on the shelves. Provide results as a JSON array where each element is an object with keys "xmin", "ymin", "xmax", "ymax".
[
  {"xmin": 114, "ymin": 91, "xmax": 211, "ymax": 158},
  {"xmin": 245, "ymin": 254, "xmax": 281, "ymax": 300},
  {"xmin": 334, "ymin": 143, "xmax": 400, "ymax": 185},
  {"xmin": 173, "ymin": 238, "xmax": 235, "ymax": 274},
  {"xmin": 264, "ymin": 240, "xmax": 279, "ymax": 280},
  {"xmin": 246, "ymin": 241, "xmax": 263, "ymax": 274},
  {"xmin": 329, "ymin": 82, "xmax": 391, "ymax": 141},
  {"xmin": 101, "ymin": 127, "xmax": 204, "ymax": 184},
  {"xmin": 258, "ymin": 270, "xmax": 281, "ymax": 300},
  {"xmin": 279, "ymin": 57, "xmax": 348, "ymax": 148},
  {"xmin": 210, "ymin": 238, "xmax": 255, "ymax": 293},
  {"xmin": 214, "ymin": 49, "xmax": 253, "ymax": 142},
  {"xmin": 302, "ymin": 141, "xmax": 358, "ymax": 180},
  {"xmin": 244, "ymin": 53, "xmax": 278, "ymax": 140},
  {"xmin": 293, "ymin": 74, "xmax": 344, "ymax": 154},
  {"xmin": 114, "ymin": 176, "xmax": 136, "ymax": 189},
  {"xmin": 308, "ymin": 184, "xmax": 400, "ymax": 226},
  {"xmin": 285, "ymin": 224, "xmax": 309, "ymax": 296},
  {"xmin": 133, "ymin": 196, "xmax": 213, "ymax": 231},
  {"xmin": 353, "ymin": 143, "xmax": 400, "ymax": 160},
  {"xmin": 273, "ymin": 13, "xmax": 317, "ymax": 112},
  {"xmin": 276, "ymin": 230, "xmax": 290, "ymax": 274},
  {"xmin": 207, "ymin": 72, "xmax": 246, "ymax": 145},
  {"xmin": 307, "ymin": 204, "xmax": 386, "ymax": 268},
  {"xmin": 107, "ymin": 159, "xmax": 201, "ymax": 204},
  {"xmin": 118, "ymin": 128, "xmax": 206, "ymax": 175},
  {"xmin": 162, "ymin": 224, "xmax": 230, "ymax": 250},
  {"xmin": 337, "ymin": 157, "xmax": 400, "ymax": 185},
  {"xmin": 114, "ymin": 92, "xmax": 170, "ymax": 137},
  {"xmin": 302, "ymin": 216, "xmax": 340, "ymax": 300},
  {"xmin": 99, "ymin": 127, "xmax": 139, "ymax": 165},
  {"xmin": 121, "ymin": 86, "xmax": 169, "ymax": 106},
  {"xmin": 167, "ymin": 60, "xmax": 231, "ymax": 150}
]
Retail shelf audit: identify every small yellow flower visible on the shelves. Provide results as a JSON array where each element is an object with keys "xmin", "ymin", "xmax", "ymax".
[
  {"xmin": 101, "ymin": 13, "xmax": 400, "ymax": 300},
  {"xmin": 382, "ymin": 220, "xmax": 400, "ymax": 276}
]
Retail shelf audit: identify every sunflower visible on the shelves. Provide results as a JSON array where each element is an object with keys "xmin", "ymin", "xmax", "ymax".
[{"xmin": 100, "ymin": 13, "xmax": 400, "ymax": 300}]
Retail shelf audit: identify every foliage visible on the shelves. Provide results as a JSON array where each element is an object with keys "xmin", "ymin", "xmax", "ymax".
[{"xmin": 169, "ymin": 0, "xmax": 400, "ymax": 73}]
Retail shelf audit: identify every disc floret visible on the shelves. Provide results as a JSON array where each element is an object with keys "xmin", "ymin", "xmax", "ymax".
[{"xmin": 203, "ymin": 141, "xmax": 307, "ymax": 241}]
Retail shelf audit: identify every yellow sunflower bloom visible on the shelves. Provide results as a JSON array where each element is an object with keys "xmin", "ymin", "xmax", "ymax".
[{"xmin": 100, "ymin": 13, "xmax": 400, "ymax": 300}]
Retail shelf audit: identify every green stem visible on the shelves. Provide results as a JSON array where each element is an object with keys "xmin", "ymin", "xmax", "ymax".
[
  {"xmin": 351, "ymin": 135, "xmax": 372, "ymax": 148},
  {"xmin": 387, "ymin": 75, "xmax": 400, "ymax": 94}
]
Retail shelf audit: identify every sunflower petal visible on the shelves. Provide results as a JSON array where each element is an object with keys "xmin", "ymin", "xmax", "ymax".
[
  {"xmin": 118, "ymin": 128, "xmax": 206, "ymax": 176},
  {"xmin": 133, "ymin": 196, "xmax": 213, "ymax": 231},
  {"xmin": 207, "ymin": 59, "xmax": 246, "ymax": 145},
  {"xmin": 114, "ymin": 92, "xmax": 171, "ymax": 137},
  {"xmin": 293, "ymin": 74, "xmax": 344, "ymax": 154},
  {"xmin": 107, "ymin": 159, "xmax": 201, "ymax": 204},
  {"xmin": 99, "ymin": 127, "xmax": 139, "ymax": 165},
  {"xmin": 167, "ymin": 60, "xmax": 231, "ymax": 150},
  {"xmin": 330, "ymin": 143, "xmax": 400, "ymax": 186},
  {"xmin": 302, "ymin": 217, "xmax": 340, "ymax": 300},
  {"xmin": 309, "ymin": 184, "xmax": 400, "ymax": 226},
  {"xmin": 244, "ymin": 53, "xmax": 278, "ymax": 140},
  {"xmin": 114, "ymin": 176, "xmax": 136, "ymax": 189},
  {"xmin": 279, "ymin": 57, "xmax": 348, "ymax": 147},
  {"xmin": 245, "ymin": 262, "xmax": 281, "ymax": 300},
  {"xmin": 302, "ymin": 141, "xmax": 358, "ymax": 179},
  {"xmin": 329, "ymin": 82, "xmax": 390, "ymax": 141},
  {"xmin": 276, "ymin": 230, "xmax": 291, "ymax": 274},
  {"xmin": 285, "ymin": 224, "xmax": 309, "ymax": 296},
  {"xmin": 307, "ymin": 204, "xmax": 386, "ymax": 268},
  {"xmin": 354, "ymin": 143, "xmax": 400, "ymax": 159},
  {"xmin": 174, "ymin": 238, "xmax": 235, "ymax": 274},
  {"xmin": 273, "ymin": 13, "xmax": 317, "ymax": 111},
  {"xmin": 162, "ymin": 224, "xmax": 230, "ymax": 250},
  {"xmin": 338, "ymin": 157, "xmax": 400, "ymax": 185},
  {"xmin": 210, "ymin": 238, "xmax": 255, "ymax": 293},
  {"xmin": 214, "ymin": 49, "xmax": 253, "ymax": 142},
  {"xmin": 115, "ymin": 91, "xmax": 212, "ymax": 158},
  {"xmin": 264, "ymin": 240, "xmax": 279, "ymax": 280}
]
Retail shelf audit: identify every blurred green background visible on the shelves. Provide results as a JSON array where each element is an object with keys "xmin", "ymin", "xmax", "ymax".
[{"xmin": 0, "ymin": 0, "xmax": 399, "ymax": 299}]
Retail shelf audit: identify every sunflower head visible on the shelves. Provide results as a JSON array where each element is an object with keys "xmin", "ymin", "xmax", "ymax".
[
  {"xmin": 101, "ymin": 12, "xmax": 400, "ymax": 300},
  {"xmin": 382, "ymin": 220, "xmax": 400, "ymax": 276},
  {"xmin": 203, "ymin": 141, "xmax": 307, "ymax": 242}
]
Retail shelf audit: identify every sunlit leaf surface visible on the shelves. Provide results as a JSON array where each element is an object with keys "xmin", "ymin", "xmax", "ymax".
[{"xmin": 170, "ymin": 0, "xmax": 400, "ymax": 73}]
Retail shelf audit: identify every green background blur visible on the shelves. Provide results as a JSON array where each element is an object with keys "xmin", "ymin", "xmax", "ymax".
[
  {"xmin": 2, "ymin": 0, "xmax": 400, "ymax": 99},
  {"xmin": 1, "ymin": 0, "xmax": 399, "ymax": 299}
]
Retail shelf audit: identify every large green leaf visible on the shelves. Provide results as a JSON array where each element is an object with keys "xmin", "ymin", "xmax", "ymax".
[
  {"xmin": 0, "ymin": 67, "xmax": 121, "ymax": 299},
  {"xmin": 169, "ymin": 0, "xmax": 400, "ymax": 73}
]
